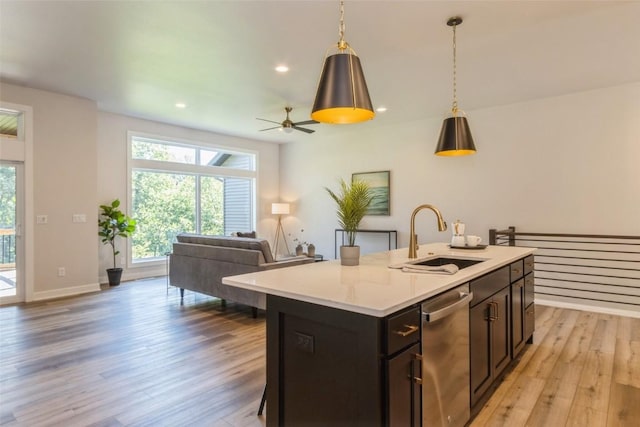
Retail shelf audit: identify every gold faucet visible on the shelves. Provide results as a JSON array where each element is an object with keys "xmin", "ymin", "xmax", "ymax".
[{"xmin": 408, "ymin": 204, "xmax": 448, "ymax": 258}]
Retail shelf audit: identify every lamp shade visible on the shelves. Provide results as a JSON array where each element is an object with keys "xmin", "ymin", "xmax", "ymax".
[
  {"xmin": 271, "ymin": 203, "xmax": 290, "ymax": 215},
  {"xmin": 311, "ymin": 52, "xmax": 374, "ymax": 124},
  {"xmin": 434, "ymin": 116, "xmax": 477, "ymax": 156}
]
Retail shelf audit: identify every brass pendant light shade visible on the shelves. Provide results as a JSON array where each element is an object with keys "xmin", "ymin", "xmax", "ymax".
[
  {"xmin": 435, "ymin": 116, "xmax": 476, "ymax": 156},
  {"xmin": 311, "ymin": 52, "xmax": 374, "ymax": 124},
  {"xmin": 435, "ymin": 17, "xmax": 476, "ymax": 156},
  {"xmin": 311, "ymin": 0, "xmax": 374, "ymax": 124}
]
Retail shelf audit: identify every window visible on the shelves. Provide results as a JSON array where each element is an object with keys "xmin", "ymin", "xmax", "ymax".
[
  {"xmin": 129, "ymin": 134, "xmax": 256, "ymax": 264},
  {"xmin": 0, "ymin": 109, "xmax": 22, "ymax": 139}
]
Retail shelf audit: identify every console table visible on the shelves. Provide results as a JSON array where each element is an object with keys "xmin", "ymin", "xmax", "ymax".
[{"xmin": 334, "ymin": 229, "xmax": 398, "ymax": 259}]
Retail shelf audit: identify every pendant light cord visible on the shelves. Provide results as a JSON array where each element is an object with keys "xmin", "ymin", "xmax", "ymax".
[
  {"xmin": 338, "ymin": 0, "xmax": 347, "ymax": 50},
  {"xmin": 452, "ymin": 22, "xmax": 458, "ymax": 115}
]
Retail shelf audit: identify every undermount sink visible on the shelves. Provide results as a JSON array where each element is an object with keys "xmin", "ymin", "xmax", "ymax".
[{"xmin": 409, "ymin": 256, "xmax": 485, "ymax": 270}]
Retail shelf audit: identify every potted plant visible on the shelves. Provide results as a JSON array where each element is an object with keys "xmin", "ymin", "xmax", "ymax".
[
  {"xmin": 98, "ymin": 199, "xmax": 137, "ymax": 286},
  {"xmin": 325, "ymin": 178, "xmax": 373, "ymax": 266}
]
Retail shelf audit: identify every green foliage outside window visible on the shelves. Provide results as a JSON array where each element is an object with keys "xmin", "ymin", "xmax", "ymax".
[
  {"xmin": 0, "ymin": 166, "xmax": 15, "ymax": 228},
  {"xmin": 131, "ymin": 143, "xmax": 225, "ymax": 261}
]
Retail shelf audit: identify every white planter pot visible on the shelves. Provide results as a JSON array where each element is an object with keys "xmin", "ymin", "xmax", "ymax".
[{"xmin": 340, "ymin": 245, "xmax": 360, "ymax": 266}]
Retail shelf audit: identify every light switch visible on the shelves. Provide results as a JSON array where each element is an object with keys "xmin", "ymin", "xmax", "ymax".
[
  {"xmin": 36, "ymin": 215, "xmax": 48, "ymax": 224},
  {"xmin": 72, "ymin": 214, "xmax": 87, "ymax": 223}
]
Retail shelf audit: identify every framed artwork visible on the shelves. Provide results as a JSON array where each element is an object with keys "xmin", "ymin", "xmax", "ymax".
[{"xmin": 352, "ymin": 170, "xmax": 390, "ymax": 216}]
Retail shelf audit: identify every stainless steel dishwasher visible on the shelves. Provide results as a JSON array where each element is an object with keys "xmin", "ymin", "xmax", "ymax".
[{"xmin": 421, "ymin": 284, "xmax": 473, "ymax": 427}]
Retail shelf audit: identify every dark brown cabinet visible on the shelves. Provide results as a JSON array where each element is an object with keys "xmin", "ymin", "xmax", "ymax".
[
  {"xmin": 511, "ymin": 278, "xmax": 526, "ymax": 356},
  {"xmin": 385, "ymin": 307, "xmax": 422, "ymax": 427},
  {"xmin": 470, "ymin": 284, "xmax": 511, "ymax": 407},
  {"xmin": 512, "ymin": 256, "xmax": 535, "ymax": 356},
  {"xmin": 524, "ymin": 255, "xmax": 535, "ymax": 345},
  {"xmin": 263, "ymin": 255, "xmax": 535, "ymax": 426},
  {"xmin": 510, "ymin": 258, "xmax": 526, "ymax": 357},
  {"xmin": 266, "ymin": 296, "xmax": 421, "ymax": 427},
  {"xmin": 470, "ymin": 255, "xmax": 535, "ymax": 411},
  {"xmin": 387, "ymin": 343, "xmax": 421, "ymax": 427}
]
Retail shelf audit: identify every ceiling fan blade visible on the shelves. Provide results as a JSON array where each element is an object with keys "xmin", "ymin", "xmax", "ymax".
[
  {"xmin": 293, "ymin": 120, "xmax": 319, "ymax": 126},
  {"xmin": 293, "ymin": 126, "xmax": 315, "ymax": 134},
  {"xmin": 259, "ymin": 126, "xmax": 282, "ymax": 132},
  {"xmin": 256, "ymin": 118, "xmax": 282, "ymax": 125}
]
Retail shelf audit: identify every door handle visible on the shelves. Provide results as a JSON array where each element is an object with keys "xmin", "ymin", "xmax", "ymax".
[
  {"xmin": 423, "ymin": 292, "xmax": 474, "ymax": 323},
  {"xmin": 486, "ymin": 302, "xmax": 495, "ymax": 322}
]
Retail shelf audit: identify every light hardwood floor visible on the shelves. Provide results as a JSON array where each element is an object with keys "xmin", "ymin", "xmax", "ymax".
[{"xmin": 0, "ymin": 277, "xmax": 638, "ymax": 426}]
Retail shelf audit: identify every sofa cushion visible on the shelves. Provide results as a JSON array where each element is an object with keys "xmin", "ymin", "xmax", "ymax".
[{"xmin": 176, "ymin": 233, "xmax": 274, "ymax": 263}]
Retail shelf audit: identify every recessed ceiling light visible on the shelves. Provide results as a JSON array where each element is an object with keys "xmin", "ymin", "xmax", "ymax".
[
  {"xmin": 275, "ymin": 65, "xmax": 289, "ymax": 73},
  {"xmin": 376, "ymin": 106, "xmax": 387, "ymax": 113},
  {"xmin": 175, "ymin": 103, "xmax": 187, "ymax": 109}
]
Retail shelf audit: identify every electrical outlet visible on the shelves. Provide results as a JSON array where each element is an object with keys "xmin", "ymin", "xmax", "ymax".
[
  {"xmin": 72, "ymin": 214, "xmax": 87, "ymax": 223},
  {"xmin": 58, "ymin": 267, "xmax": 66, "ymax": 277},
  {"xmin": 294, "ymin": 332, "xmax": 314, "ymax": 353}
]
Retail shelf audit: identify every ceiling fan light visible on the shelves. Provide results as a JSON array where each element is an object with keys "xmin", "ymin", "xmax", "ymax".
[
  {"xmin": 311, "ymin": 52, "xmax": 374, "ymax": 124},
  {"xmin": 283, "ymin": 125, "xmax": 294, "ymax": 134},
  {"xmin": 435, "ymin": 116, "xmax": 476, "ymax": 156}
]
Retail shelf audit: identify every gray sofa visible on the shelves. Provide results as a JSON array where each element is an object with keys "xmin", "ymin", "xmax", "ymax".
[{"xmin": 169, "ymin": 233, "xmax": 314, "ymax": 316}]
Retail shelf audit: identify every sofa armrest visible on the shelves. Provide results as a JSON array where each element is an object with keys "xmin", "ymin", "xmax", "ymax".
[{"xmin": 259, "ymin": 257, "xmax": 315, "ymax": 270}]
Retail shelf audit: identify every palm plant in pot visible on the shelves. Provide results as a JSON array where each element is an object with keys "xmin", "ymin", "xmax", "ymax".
[
  {"xmin": 98, "ymin": 199, "xmax": 137, "ymax": 286},
  {"xmin": 325, "ymin": 178, "xmax": 373, "ymax": 266}
]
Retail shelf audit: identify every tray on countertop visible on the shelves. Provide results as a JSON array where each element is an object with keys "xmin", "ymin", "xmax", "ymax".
[{"xmin": 448, "ymin": 244, "xmax": 488, "ymax": 250}]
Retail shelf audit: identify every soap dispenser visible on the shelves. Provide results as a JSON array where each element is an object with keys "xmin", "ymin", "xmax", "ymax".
[{"xmin": 451, "ymin": 220, "xmax": 466, "ymax": 247}]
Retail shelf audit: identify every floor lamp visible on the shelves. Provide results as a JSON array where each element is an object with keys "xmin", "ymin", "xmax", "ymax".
[{"xmin": 272, "ymin": 203, "xmax": 290, "ymax": 258}]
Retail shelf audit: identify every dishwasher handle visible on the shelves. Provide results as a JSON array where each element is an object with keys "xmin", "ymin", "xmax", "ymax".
[{"xmin": 423, "ymin": 292, "xmax": 473, "ymax": 323}]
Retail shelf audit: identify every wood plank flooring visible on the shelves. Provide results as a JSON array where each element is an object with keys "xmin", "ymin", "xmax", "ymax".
[{"xmin": 1, "ymin": 277, "xmax": 638, "ymax": 426}]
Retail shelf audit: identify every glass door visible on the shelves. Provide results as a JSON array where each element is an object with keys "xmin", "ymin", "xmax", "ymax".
[{"xmin": 0, "ymin": 161, "xmax": 23, "ymax": 303}]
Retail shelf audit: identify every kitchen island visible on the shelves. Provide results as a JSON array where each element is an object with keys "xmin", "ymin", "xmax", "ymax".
[{"xmin": 223, "ymin": 243, "xmax": 536, "ymax": 426}]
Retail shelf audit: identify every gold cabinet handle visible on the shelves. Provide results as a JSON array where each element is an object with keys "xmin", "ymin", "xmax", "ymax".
[
  {"xmin": 411, "ymin": 353, "xmax": 423, "ymax": 384},
  {"xmin": 394, "ymin": 324, "xmax": 419, "ymax": 337},
  {"xmin": 487, "ymin": 303, "xmax": 495, "ymax": 322}
]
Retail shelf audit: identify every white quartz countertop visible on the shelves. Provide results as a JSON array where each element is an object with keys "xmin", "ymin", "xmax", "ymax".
[{"xmin": 222, "ymin": 243, "xmax": 536, "ymax": 317}]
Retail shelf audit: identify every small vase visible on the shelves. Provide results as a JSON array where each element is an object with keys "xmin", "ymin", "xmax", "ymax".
[
  {"xmin": 340, "ymin": 245, "xmax": 360, "ymax": 266},
  {"xmin": 296, "ymin": 244, "xmax": 304, "ymax": 256},
  {"xmin": 307, "ymin": 244, "xmax": 316, "ymax": 257}
]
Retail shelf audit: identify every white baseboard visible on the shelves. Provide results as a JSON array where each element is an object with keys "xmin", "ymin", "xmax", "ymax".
[
  {"xmin": 32, "ymin": 283, "xmax": 101, "ymax": 301},
  {"xmin": 536, "ymin": 298, "xmax": 640, "ymax": 319},
  {"xmin": 98, "ymin": 265, "xmax": 166, "ymax": 285}
]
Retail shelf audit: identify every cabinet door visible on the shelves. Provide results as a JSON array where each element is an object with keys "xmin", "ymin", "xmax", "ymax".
[
  {"xmin": 470, "ymin": 302, "xmax": 492, "ymax": 407},
  {"xmin": 511, "ymin": 279, "xmax": 525, "ymax": 357},
  {"xmin": 387, "ymin": 343, "xmax": 421, "ymax": 427},
  {"xmin": 524, "ymin": 272, "xmax": 535, "ymax": 308},
  {"xmin": 492, "ymin": 287, "xmax": 511, "ymax": 378},
  {"xmin": 525, "ymin": 304, "xmax": 535, "ymax": 343}
]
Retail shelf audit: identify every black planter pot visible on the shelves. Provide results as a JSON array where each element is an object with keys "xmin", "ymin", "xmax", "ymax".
[{"xmin": 107, "ymin": 268, "xmax": 123, "ymax": 286}]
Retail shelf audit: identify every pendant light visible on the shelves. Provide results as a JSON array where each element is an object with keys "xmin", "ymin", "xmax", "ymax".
[
  {"xmin": 435, "ymin": 17, "xmax": 477, "ymax": 156},
  {"xmin": 311, "ymin": 0, "xmax": 374, "ymax": 124}
]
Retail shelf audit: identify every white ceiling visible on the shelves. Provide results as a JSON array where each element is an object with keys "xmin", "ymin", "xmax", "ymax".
[{"xmin": 1, "ymin": 1, "xmax": 639, "ymax": 144}]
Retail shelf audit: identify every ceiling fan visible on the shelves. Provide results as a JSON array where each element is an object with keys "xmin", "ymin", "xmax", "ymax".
[{"xmin": 257, "ymin": 107, "xmax": 318, "ymax": 134}]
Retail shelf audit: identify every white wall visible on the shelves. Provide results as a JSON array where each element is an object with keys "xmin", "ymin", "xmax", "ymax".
[
  {"xmin": 97, "ymin": 111, "xmax": 281, "ymax": 281},
  {"xmin": 280, "ymin": 83, "xmax": 640, "ymax": 260},
  {"xmin": 0, "ymin": 82, "xmax": 281, "ymax": 296},
  {"xmin": 0, "ymin": 82, "xmax": 100, "ymax": 299},
  {"xmin": 2, "ymin": 80, "xmax": 637, "ymax": 301}
]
